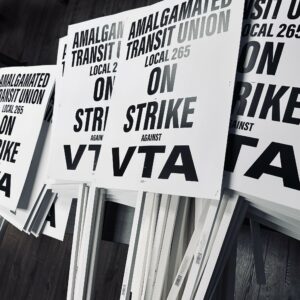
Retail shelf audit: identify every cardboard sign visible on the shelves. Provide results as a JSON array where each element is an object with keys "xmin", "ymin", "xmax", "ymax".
[
  {"xmin": 225, "ymin": 1, "xmax": 300, "ymax": 210},
  {"xmin": 48, "ymin": 13, "xmax": 126, "ymax": 182},
  {"xmin": 97, "ymin": 0, "xmax": 244, "ymax": 199},
  {"xmin": 0, "ymin": 66, "xmax": 55, "ymax": 210}
]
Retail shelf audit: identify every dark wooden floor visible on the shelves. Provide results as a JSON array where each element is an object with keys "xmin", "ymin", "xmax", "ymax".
[
  {"xmin": 0, "ymin": 223, "xmax": 130, "ymax": 300},
  {"xmin": 235, "ymin": 225, "xmax": 300, "ymax": 300},
  {"xmin": 0, "ymin": 0, "xmax": 300, "ymax": 299},
  {"xmin": 1, "ymin": 222, "xmax": 300, "ymax": 300},
  {"xmin": 0, "ymin": 224, "xmax": 72, "ymax": 300}
]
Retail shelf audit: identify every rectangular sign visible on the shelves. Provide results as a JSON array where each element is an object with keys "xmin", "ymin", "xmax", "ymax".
[
  {"xmin": 0, "ymin": 66, "xmax": 55, "ymax": 210},
  {"xmin": 48, "ymin": 12, "xmax": 128, "ymax": 182},
  {"xmin": 97, "ymin": 0, "xmax": 244, "ymax": 199},
  {"xmin": 225, "ymin": 0, "xmax": 300, "ymax": 210}
]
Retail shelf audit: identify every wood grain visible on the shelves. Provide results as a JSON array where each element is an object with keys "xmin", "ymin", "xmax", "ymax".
[{"xmin": 235, "ymin": 225, "xmax": 300, "ymax": 300}]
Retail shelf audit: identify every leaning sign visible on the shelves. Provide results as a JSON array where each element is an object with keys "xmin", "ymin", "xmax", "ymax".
[
  {"xmin": 0, "ymin": 66, "xmax": 55, "ymax": 210},
  {"xmin": 47, "ymin": 13, "xmax": 125, "ymax": 182},
  {"xmin": 225, "ymin": 0, "xmax": 300, "ymax": 209},
  {"xmin": 97, "ymin": 0, "xmax": 245, "ymax": 199}
]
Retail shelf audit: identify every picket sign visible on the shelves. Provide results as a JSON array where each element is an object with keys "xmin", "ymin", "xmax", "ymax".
[
  {"xmin": 220, "ymin": 0, "xmax": 300, "ymax": 287},
  {"xmin": 220, "ymin": 0, "xmax": 300, "ymax": 294},
  {"xmin": 224, "ymin": 0, "xmax": 300, "ymax": 215},
  {"xmin": 56, "ymin": 0, "xmax": 244, "ymax": 295},
  {"xmin": 47, "ymin": 10, "xmax": 128, "ymax": 183},
  {"xmin": 0, "ymin": 66, "xmax": 56, "ymax": 211},
  {"xmin": 97, "ymin": 0, "xmax": 245, "ymax": 199},
  {"xmin": 0, "ymin": 37, "xmax": 75, "ymax": 240}
]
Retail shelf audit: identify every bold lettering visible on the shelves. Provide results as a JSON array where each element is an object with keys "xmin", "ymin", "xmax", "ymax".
[
  {"xmin": 245, "ymin": 143, "xmax": 300, "ymax": 190},
  {"xmin": 0, "ymin": 173, "xmax": 11, "ymax": 197},
  {"xmin": 112, "ymin": 147, "xmax": 136, "ymax": 176},
  {"xmin": 259, "ymin": 85, "xmax": 289, "ymax": 121},
  {"xmin": 124, "ymin": 106, "xmax": 135, "ymax": 133},
  {"xmin": 64, "ymin": 145, "xmax": 86, "ymax": 170},
  {"xmin": 283, "ymin": 87, "xmax": 300, "ymax": 125},
  {"xmin": 225, "ymin": 134, "xmax": 259, "ymax": 172},
  {"xmin": 74, "ymin": 109, "xmax": 84, "ymax": 132},
  {"xmin": 181, "ymin": 97, "xmax": 196, "ymax": 128},
  {"xmin": 159, "ymin": 146, "xmax": 198, "ymax": 181},
  {"xmin": 138, "ymin": 146, "xmax": 165, "ymax": 178}
]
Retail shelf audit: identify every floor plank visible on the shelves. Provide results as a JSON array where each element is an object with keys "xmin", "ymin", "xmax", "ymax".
[{"xmin": 235, "ymin": 225, "xmax": 300, "ymax": 300}]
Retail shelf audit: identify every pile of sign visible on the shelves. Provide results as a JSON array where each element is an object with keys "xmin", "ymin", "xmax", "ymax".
[{"xmin": 0, "ymin": 0, "xmax": 299, "ymax": 298}]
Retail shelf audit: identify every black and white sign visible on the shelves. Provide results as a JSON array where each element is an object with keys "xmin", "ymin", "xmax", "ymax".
[
  {"xmin": 225, "ymin": 0, "xmax": 300, "ymax": 210},
  {"xmin": 48, "ymin": 14, "xmax": 125, "ymax": 182},
  {"xmin": 0, "ymin": 66, "xmax": 55, "ymax": 210},
  {"xmin": 97, "ymin": 0, "xmax": 244, "ymax": 199}
]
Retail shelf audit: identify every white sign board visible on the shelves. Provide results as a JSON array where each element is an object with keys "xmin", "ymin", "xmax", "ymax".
[
  {"xmin": 97, "ymin": 0, "xmax": 244, "ymax": 199},
  {"xmin": 225, "ymin": 1, "xmax": 300, "ymax": 210},
  {"xmin": 0, "ymin": 66, "xmax": 55, "ymax": 210},
  {"xmin": 48, "ymin": 13, "xmax": 125, "ymax": 182}
]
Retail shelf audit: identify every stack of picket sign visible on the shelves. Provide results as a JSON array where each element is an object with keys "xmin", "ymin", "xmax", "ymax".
[
  {"xmin": 0, "ymin": 0, "xmax": 300, "ymax": 299},
  {"xmin": 0, "ymin": 65, "xmax": 67, "ymax": 240}
]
